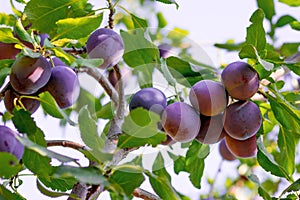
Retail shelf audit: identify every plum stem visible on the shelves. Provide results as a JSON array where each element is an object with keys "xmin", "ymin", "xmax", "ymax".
[{"xmin": 107, "ymin": 0, "xmax": 114, "ymax": 29}]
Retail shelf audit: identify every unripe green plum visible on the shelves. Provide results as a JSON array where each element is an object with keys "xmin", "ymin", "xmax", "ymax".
[
  {"xmin": 223, "ymin": 101, "xmax": 262, "ymax": 140},
  {"xmin": 189, "ymin": 80, "xmax": 228, "ymax": 116},
  {"xmin": 196, "ymin": 114, "xmax": 226, "ymax": 144},
  {"xmin": 225, "ymin": 134, "xmax": 257, "ymax": 158},
  {"xmin": 0, "ymin": 125, "xmax": 24, "ymax": 161},
  {"xmin": 86, "ymin": 28, "xmax": 124, "ymax": 69},
  {"xmin": 219, "ymin": 139, "xmax": 236, "ymax": 161},
  {"xmin": 43, "ymin": 66, "xmax": 80, "ymax": 109},
  {"xmin": 10, "ymin": 56, "xmax": 52, "ymax": 95},
  {"xmin": 129, "ymin": 88, "xmax": 167, "ymax": 116},
  {"xmin": 161, "ymin": 102, "xmax": 200, "ymax": 142},
  {"xmin": 4, "ymin": 89, "xmax": 40, "ymax": 114},
  {"xmin": 221, "ymin": 61, "xmax": 259, "ymax": 100},
  {"xmin": 0, "ymin": 42, "xmax": 20, "ymax": 60}
]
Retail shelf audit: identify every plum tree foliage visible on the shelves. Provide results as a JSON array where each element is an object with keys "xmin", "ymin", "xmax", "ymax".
[{"xmin": 0, "ymin": 0, "xmax": 299, "ymax": 200}]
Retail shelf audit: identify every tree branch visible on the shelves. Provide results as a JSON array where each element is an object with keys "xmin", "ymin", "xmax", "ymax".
[
  {"xmin": 46, "ymin": 140, "xmax": 87, "ymax": 151},
  {"xmin": 79, "ymin": 66, "xmax": 119, "ymax": 105},
  {"xmin": 133, "ymin": 188, "xmax": 161, "ymax": 200}
]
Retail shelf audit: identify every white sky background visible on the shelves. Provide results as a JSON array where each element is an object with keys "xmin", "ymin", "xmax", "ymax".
[{"xmin": 0, "ymin": 0, "xmax": 300, "ymax": 200}]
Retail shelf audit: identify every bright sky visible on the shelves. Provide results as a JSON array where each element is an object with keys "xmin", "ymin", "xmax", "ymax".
[{"xmin": 0, "ymin": 0, "xmax": 300, "ymax": 200}]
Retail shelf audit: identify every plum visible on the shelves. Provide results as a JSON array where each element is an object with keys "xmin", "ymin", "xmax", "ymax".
[
  {"xmin": 196, "ymin": 114, "xmax": 226, "ymax": 144},
  {"xmin": 221, "ymin": 61, "xmax": 260, "ymax": 100},
  {"xmin": 43, "ymin": 66, "xmax": 80, "ymax": 109},
  {"xmin": 51, "ymin": 57, "xmax": 66, "ymax": 67},
  {"xmin": 223, "ymin": 100, "xmax": 262, "ymax": 140},
  {"xmin": 0, "ymin": 42, "xmax": 20, "ymax": 60},
  {"xmin": 4, "ymin": 89, "xmax": 40, "ymax": 114},
  {"xmin": 161, "ymin": 102, "xmax": 200, "ymax": 142},
  {"xmin": 10, "ymin": 56, "xmax": 52, "ymax": 95},
  {"xmin": 129, "ymin": 88, "xmax": 167, "ymax": 116},
  {"xmin": 39, "ymin": 33, "xmax": 49, "ymax": 47},
  {"xmin": 225, "ymin": 134, "xmax": 257, "ymax": 158},
  {"xmin": 219, "ymin": 139, "xmax": 236, "ymax": 161},
  {"xmin": 0, "ymin": 125, "xmax": 24, "ymax": 161},
  {"xmin": 158, "ymin": 43, "xmax": 172, "ymax": 58},
  {"xmin": 86, "ymin": 28, "xmax": 124, "ymax": 69},
  {"xmin": 189, "ymin": 80, "xmax": 228, "ymax": 116}
]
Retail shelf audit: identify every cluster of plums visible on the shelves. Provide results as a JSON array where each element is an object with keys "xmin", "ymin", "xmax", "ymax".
[
  {"xmin": 129, "ymin": 61, "xmax": 262, "ymax": 160},
  {"xmin": 5, "ymin": 55, "xmax": 80, "ymax": 114},
  {"xmin": 1, "ymin": 27, "xmax": 125, "ymax": 115}
]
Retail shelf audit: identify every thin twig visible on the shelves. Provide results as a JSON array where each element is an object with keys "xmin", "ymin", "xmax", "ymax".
[
  {"xmin": 79, "ymin": 66, "xmax": 118, "ymax": 105},
  {"xmin": 133, "ymin": 188, "xmax": 161, "ymax": 200},
  {"xmin": 62, "ymin": 47, "xmax": 87, "ymax": 55},
  {"xmin": 208, "ymin": 159, "xmax": 224, "ymax": 198},
  {"xmin": 107, "ymin": 0, "xmax": 114, "ymax": 29},
  {"xmin": 46, "ymin": 140, "xmax": 87, "ymax": 151}
]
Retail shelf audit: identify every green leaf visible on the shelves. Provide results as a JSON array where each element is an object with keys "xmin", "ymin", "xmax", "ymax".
[
  {"xmin": 119, "ymin": 108, "xmax": 164, "ymax": 148},
  {"xmin": 0, "ymin": 13, "xmax": 16, "ymax": 27},
  {"xmin": 24, "ymin": 0, "xmax": 92, "ymax": 35},
  {"xmin": 245, "ymin": 9, "xmax": 266, "ymax": 52},
  {"xmin": 39, "ymin": 92, "xmax": 64, "ymax": 119},
  {"xmin": 96, "ymin": 102, "xmax": 114, "ymax": 119},
  {"xmin": 18, "ymin": 135, "xmax": 76, "ymax": 163},
  {"xmin": 166, "ymin": 56, "xmax": 203, "ymax": 87},
  {"xmin": 121, "ymin": 29, "xmax": 160, "ymax": 68},
  {"xmin": 185, "ymin": 141, "xmax": 209, "ymax": 189},
  {"xmin": 0, "ymin": 185, "xmax": 24, "ymax": 200},
  {"xmin": 147, "ymin": 172, "xmax": 180, "ymax": 200},
  {"xmin": 167, "ymin": 27, "xmax": 188, "ymax": 46},
  {"xmin": 280, "ymin": 178, "xmax": 300, "ymax": 198},
  {"xmin": 0, "ymin": 28, "xmax": 20, "ymax": 43},
  {"xmin": 257, "ymin": 137, "xmax": 292, "ymax": 181},
  {"xmin": 74, "ymin": 88, "xmax": 102, "ymax": 115},
  {"xmin": 280, "ymin": 43, "xmax": 300, "ymax": 57},
  {"xmin": 36, "ymin": 179, "xmax": 71, "ymax": 198},
  {"xmin": 157, "ymin": 12, "xmax": 167, "ymax": 28},
  {"xmin": 275, "ymin": 126, "xmax": 296, "ymax": 175},
  {"xmin": 0, "ymin": 152, "xmax": 22, "ymax": 179},
  {"xmin": 239, "ymin": 44, "xmax": 257, "ymax": 59},
  {"xmin": 54, "ymin": 165, "xmax": 108, "ymax": 185},
  {"xmin": 161, "ymin": 59, "xmax": 176, "ymax": 87},
  {"xmin": 155, "ymin": 0, "xmax": 179, "ymax": 9},
  {"xmin": 266, "ymin": 90, "xmax": 300, "ymax": 134},
  {"xmin": 78, "ymin": 107, "xmax": 112, "ymax": 162},
  {"xmin": 38, "ymin": 176, "xmax": 77, "ymax": 192},
  {"xmin": 132, "ymin": 65, "xmax": 154, "ymax": 88},
  {"xmin": 109, "ymin": 165, "xmax": 145, "ymax": 196},
  {"xmin": 130, "ymin": 14, "xmax": 148, "ymax": 29},
  {"xmin": 290, "ymin": 21, "xmax": 300, "ymax": 30},
  {"xmin": 214, "ymin": 41, "xmax": 245, "ymax": 51},
  {"xmin": 256, "ymin": 0, "xmax": 275, "ymax": 21},
  {"xmin": 248, "ymin": 174, "xmax": 272, "ymax": 200},
  {"xmin": 54, "ymin": 14, "xmax": 103, "ymax": 40},
  {"xmin": 275, "ymin": 15, "xmax": 297, "ymax": 28},
  {"xmin": 14, "ymin": 19, "xmax": 34, "ymax": 44},
  {"xmin": 152, "ymin": 152, "xmax": 171, "ymax": 181},
  {"xmin": 75, "ymin": 58, "xmax": 103, "ymax": 68},
  {"xmin": 12, "ymin": 109, "xmax": 37, "ymax": 136},
  {"xmin": 279, "ymin": 0, "xmax": 300, "ymax": 6},
  {"xmin": 171, "ymin": 154, "xmax": 187, "ymax": 174},
  {"xmin": 39, "ymin": 92, "xmax": 77, "ymax": 126}
]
